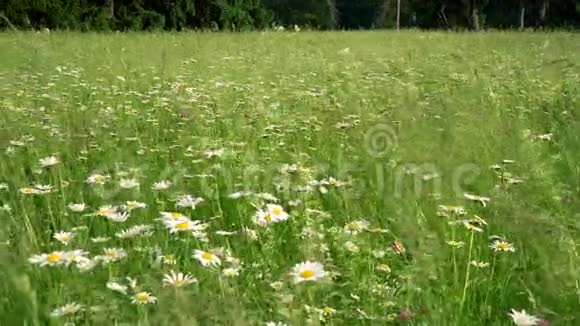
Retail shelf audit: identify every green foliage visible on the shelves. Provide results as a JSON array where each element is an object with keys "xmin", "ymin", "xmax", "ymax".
[{"xmin": 1, "ymin": 0, "xmax": 579, "ymax": 31}]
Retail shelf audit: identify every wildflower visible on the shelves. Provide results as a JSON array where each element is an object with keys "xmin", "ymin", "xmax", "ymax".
[
  {"xmin": 86, "ymin": 174, "xmax": 109, "ymax": 185},
  {"xmin": 39, "ymin": 156, "xmax": 59, "ymax": 168},
  {"xmin": 0, "ymin": 183, "xmax": 8, "ymax": 191},
  {"xmin": 470, "ymin": 261, "xmax": 490, "ymax": 268},
  {"xmin": 264, "ymin": 322, "xmax": 288, "ymax": 326},
  {"xmin": 228, "ymin": 191, "xmax": 252, "ymax": 199},
  {"xmin": 116, "ymin": 224, "xmax": 153, "ymax": 239},
  {"xmin": 535, "ymin": 133, "xmax": 553, "ymax": 141},
  {"xmin": 99, "ymin": 248, "xmax": 127, "ymax": 263},
  {"xmin": 67, "ymin": 203, "xmax": 86, "ymax": 212},
  {"xmin": 65, "ymin": 250, "xmax": 90, "ymax": 265},
  {"xmin": 20, "ymin": 187, "xmax": 40, "ymax": 195},
  {"xmin": 491, "ymin": 240, "xmax": 515, "ymax": 252},
  {"xmin": 34, "ymin": 184, "xmax": 53, "ymax": 194},
  {"xmin": 447, "ymin": 240, "xmax": 465, "ymax": 248},
  {"xmin": 266, "ymin": 204, "xmax": 288, "ymax": 220},
  {"xmin": 222, "ymin": 267, "xmax": 240, "ymax": 277},
  {"xmin": 256, "ymin": 193, "xmax": 279, "ymax": 202},
  {"xmin": 243, "ymin": 227, "xmax": 258, "ymax": 240},
  {"xmin": 119, "ymin": 178, "xmax": 139, "ymax": 189},
  {"xmin": 290, "ymin": 261, "xmax": 326, "ymax": 284},
  {"xmin": 193, "ymin": 250, "xmax": 221, "ymax": 267},
  {"xmin": 463, "ymin": 193, "xmax": 491, "ymax": 207},
  {"xmin": 131, "ymin": 292, "xmax": 157, "ymax": 305},
  {"xmin": 106, "ymin": 211, "xmax": 129, "ymax": 223},
  {"xmin": 437, "ymin": 205, "xmax": 466, "ymax": 217},
  {"xmin": 76, "ymin": 257, "xmax": 99, "ymax": 272},
  {"xmin": 106, "ymin": 281, "xmax": 128, "ymax": 294},
  {"xmin": 372, "ymin": 250, "xmax": 386, "ymax": 258},
  {"xmin": 29, "ymin": 251, "xmax": 66, "ymax": 266},
  {"xmin": 376, "ymin": 263, "xmax": 392, "ymax": 273},
  {"xmin": 124, "ymin": 201, "xmax": 146, "ymax": 210},
  {"xmin": 164, "ymin": 218, "xmax": 207, "ymax": 234},
  {"xmin": 53, "ymin": 231, "xmax": 74, "ymax": 245},
  {"xmin": 91, "ymin": 236, "xmax": 110, "ymax": 243},
  {"xmin": 344, "ymin": 220, "xmax": 369, "ymax": 235},
  {"xmin": 159, "ymin": 211, "xmax": 186, "ymax": 220},
  {"xmin": 215, "ymin": 230, "xmax": 237, "ymax": 236},
  {"xmin": 462, "ymin": 219, "xmax": 484, "ymax": 232},
  {"xmin": 320, "ymin": 306, "xmax": 337, "ymax": 319},
  {"xmin": 152, "ymin": 180, "xmax": 172, "ymax": 190},
  {"xmin": 270, "ymin": 281, "xmax": 284, "ymax": 290},
  {"xmin": 50, "ymin": 303, "xmax": 83, "ymax": 317},
  {"xmin": 176, "ymin": 195, "xmax": 204, "ymax": 209},
  {"xmin": 508, "ymin": 309, "xmax": 539, "ymax": 326},
  {"xmin": 344, "ymin": 241, "xmax": 360, "ymax": 253},
  {"xmin": 97, "ymin": 205, "xmax": 118, "ymax": 217},
  {"xmin": 162, "ymin": 270, "xmax": 197, "ymax": 287}
]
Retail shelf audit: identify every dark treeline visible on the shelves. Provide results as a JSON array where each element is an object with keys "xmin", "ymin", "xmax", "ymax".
[{"xmin": 1, "ymin": 0, "xmax": 579, "ymax": 31}]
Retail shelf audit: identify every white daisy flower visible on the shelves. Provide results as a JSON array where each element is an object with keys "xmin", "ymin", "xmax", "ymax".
[
  {"xmin": 90, "ymin": 236, "xmax": 110, "ymax": 243},
  {"xmin": 344, "ymin": 241, "xmax": 360, "ymax": 253},
  {"xmin": 29, "ymin": 251, "xmax": 67, "ymax": 266},
  {"xmin": 159, "ymin": 211, "xmax": 187, "ymax": 220},
  {"xmin": 176, "ymin": 195, "xmax": 204, "ymax": 209},
  {"xmin": 222, "ymin": 267, "xmax": 240, "ymax": 277},
  {"xmin": 53, "ymin": 231, "xmax": 74, "ymax": 245},
  {"xmin": 256, "ymin": 192, "xmax": 279, "ymax": 202},
  {"xmin": 463, "ymin": 193, "xmax": 491, "ymax": 207},
  {"xmin": 163, "ymin": 218, "xmax": 207, "ymax": 234},
  {"xmin": 343, "ymin": 220, "xmax": 370, "ymax": 235},
  {"xmin": 193, "ymin": 250, "xmax": 221, "ymax": 267},
  {"xmin": 152, "ymin": 180, "xmax": 172, "ymax": 190},
  {"xmin": 131, "ymin": 292, "xmax": 157, "ymax": 305},
  {"xmin": 508, "ymin": 309, "xmax": 539, "ymax": 326},
  {"xmin": 50, "ymin": 303, "xmax": 83, "ymax": 317},
  {"xmin": 97, "ymin": 205, "xmax": 118, "ymax": 217},
  {"xmin": 106, "ymin": 211, "xmax": 129, "ymax": 223},
  {"xmin": 124, "ymin": 201, "xmax": 146, "ymax": 210},
  {"xmin": 39, "ymin": 156, "xmax": 60, "ymax": 168},
  {"xmin": 64, "ymin": 250, "xmax": 90, "ymax": 265},
  {"xmin": 67, "ymin": 203, "xmax": 86, "ymax": 212},
  {"xmin": 228, "ymin": 191, "xmax": 253, "ymax": 199},
  {"xmin": 34, "ymin": 184, "xmax": 53, "ymax": 194},
  {"xmin": 470, "ymin": 261, "xmax": 490, "ymax": 268},
  {"xmin": 106, "ymin": 281, "xmax": 128, "ymax": 294},
  {"xmin": 266, "ymin": 204, "xmax": 288, "ymax": 221},
  {"xmin": 290, "ymin": 261, "xmax": 326, "ymax": 284},
  {"xmin": 115, "ymin": 224, "xmax": 153, "ymax": 239},
  {"xmin": 75, "ymin": 257, "xmax": 99, "ymax": 272},
  {"xmin": 86, "ymin": 174, "xmax": 109, "ymax": 185},
  {"xmin": 490, "ymin": 240, "xmax": 516, "ymax": 252},
  {"xmin": 98, "ymin": 248, "xmax": 127, "ymax": 264},
  {"xmin": 163, "ymin": 270, "xmax": 198, "ymax": 287},
  {"xmin": 119, "ymin": 178, "xmax": 139, "ymax": 189},
  {"xmin": 19, "ymin": 187, "xmax": 40, "ymax": 195}
]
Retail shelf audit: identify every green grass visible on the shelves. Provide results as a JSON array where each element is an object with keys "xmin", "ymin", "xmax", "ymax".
[{"xmin": 0, "ymin": 31, "xmax": 579, "ymax": 325}]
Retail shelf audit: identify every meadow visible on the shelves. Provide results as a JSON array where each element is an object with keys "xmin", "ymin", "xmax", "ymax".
[{"xmin": 0, "ymin": 31, "xmax": 579, "ymax": 325}]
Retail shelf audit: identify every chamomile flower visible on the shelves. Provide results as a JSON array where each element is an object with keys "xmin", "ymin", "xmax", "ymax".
[
  {"xmin": 115, "ymin": 224, "xmax": 153, "ymax": 239},
  {"xmin": 508, "ymin": 309, "xmax": 539, "ymax": 326},
  {"xmin": 490, "ymin": 240, "xmax": 515, "ymax": 252},
  {"xmin": 39, "ymin": 156, "xmax": 60, "ymax": 168},
  {"xmin": 20, "ymin": 187, "xmax": 40, "ymax": 195},
  {"xmin": 119, "ymin": 178, "xmax": 139, "ymax": 189},
  {"xmin": 463, "ymin": 193, "xmax": 491, "ymax": 207},
  {"xmin": 470, "ymin": 261, "xmax": 490, "ymax": 268},
  {"xmin": 64, "ymin": 250, "xmax": 90, "ymax": 265},
  {"xmin": 29, "ymin": 251, "xmax": 67, "ymax": 266},
  {"xmin": 344, "ymin": 241, "xmax": 360, "ymax": 253},
  {"xmin": 193, "ymin": 250, "xmax": 221, "ymax": 267},
  {"xmin": 53, "ymin": 231, "xmax": 74, "ymax": 245},
  {"xmin": 162, "ymin": 270, "xmax": 198, "ymax": 287},
  {"xmin": 76, "ymin": 257, "xmax": 99, "ymax": 272},
  {"xmin": 376, "ymin": 263, "xmax": 392, "ymax": 273},
  {"xmin": 447, "ymin": 240, "xmax": 465, "ymax": 248},
  {"xmin": 99, "ymin": 248, "xmax": 127, "ymax": 264},
  {"xmin": 255, "ymin": 209, "xmax": 276, "ymax": 226},
  {"xmin": 86, "ymin": 173, "xmax": 109, "ymax": 185},
  {"xmin": 124, "ymin": 201, "xmax": 146, "ymax": 210},
  {"xmin": 344, "ymin": 220, "xmax": 370, "ymax": 235},
  {"xmin": 106, "ymin": 211, "xmax": 129, "ymax": 223},
  {"xmin": 50, "ymin": 303, "xmax": 83, "ymax": 317},
  {"xmin": 67, "ymin": 203, "xmax": 86, "ymax": 212},
  {"xmin": 91, "ymin": 236, "xmax": 110, "ymax": 243},
  {"xmin": 34, "ymin": 184, "xmax": 53, "ymax": 194},
  {"xmin": 222, "ymin": 267, "xmax": 240, "ymax": 277},
  {"xmin": 290, "ymin": 261, "xmax": 326, "ymax": 284},
  {"xmin": 97, "ymin": 205, "xmax": 117, "ymax": 217},
  {"xmin": 176, "ymin": 195, "xmax": 204, "ymax": 209},
  {"xmin": 131, "ymin": 292, "xmax": 157, "ymax": 305},
  {"xmin": 266, "ymin": 204, "xmax": 288, "ymax": 220},
  {"xmin": 159, "ymin": 211, "xmax": 186, "ymax": 220},
  {"xmin": 164, "ymin": 218, "xmax": 207, "ymax": 234},
  {"xmin": 152, "ymin": 180, "xmax": 172, "ymax": 190},
  {"xmin": 437, "ymin": 205, "xmax": 466, "ymax": 217},
  {"xmin": 106, "ymin": 281, "xmax": 128, "ymax": 294}
]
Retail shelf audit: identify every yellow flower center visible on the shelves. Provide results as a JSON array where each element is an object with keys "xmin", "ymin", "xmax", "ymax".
[
  {"xmin": 135, "ymin": 292, "xmax": 149, "ymax": 302},
  {"xmin": 175, "ymin": 221, "xmax": 190, "ymax": 230},
  {"xmin": 272, "ymin": 207, "xmax": 283, "ymax": 215},
  {"xmin": 299, "ymin": 269, "xmax": 315, "ymax": 279},
  {"xmin": 323, "ymin": 306, "xmax": 333, "ymax": 314},
  {"xmin": 62, "ymin": 305, "xmax": 77, "ymax": 314},
  {"xmin": 497, "ymin": 243, "xmax": 509, "ymax": 250},
  {"xmin": 174, "ymin": 279, "xmax": 185, "ymax": 286},
  {"xmin": 201, "ymin": 252, "xmax": 214, "ymax": 261},
  {"xmin": 94, "ymin": 175, "xmax": 105, "ymax": 182},
  {"xmin": 47, "ymin": 253, "xmax": 62, "ymax": 263},
  {"xmin": 170, "ymin": 212, "xmax": 182, "ymax": 218},
  {"xmin": 60, "ymin": 235, "xmax": 69, "ymax": 242},
  {"xmin": 348, "ymin": 223, "xmax": 360, "ymax": 231},
  {"xmin": 21, "ymin": 188, "xmax": 36, "ymax": 194},
  {"xmin": 264, "ymin": 214, "xmax": 272, "ymax": 222}
]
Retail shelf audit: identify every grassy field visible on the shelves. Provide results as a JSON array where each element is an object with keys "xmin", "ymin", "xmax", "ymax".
[{"xmin": 0, "ymin": 31, "xmax": 579, "ymax": 325}]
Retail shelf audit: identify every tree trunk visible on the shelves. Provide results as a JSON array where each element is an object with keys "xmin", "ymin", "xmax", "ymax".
[
  {"xmin": 108, "ymin": 0, "xmax": 114, "ymax": 19},
  {"xmin": 375, "ymin": 0, "xmax": 389, "ymax": 28},
  {"xmin": 538, "ymin": 0, "xmax": 549, "ymax": 27},
  {"xmin": 471, "ymin": 0, "xmax": 480, "ymax": 31},
  {"xmin": 396, "ymin": 0, "xmax": 401, "ymax": 30},
  {"xmin": 326, "ymin": 0, "xmax": 338, "ymax": 29},
  {"xmin": 519, "ymin": 0, "xmax": 525, "ymax": 30}
]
